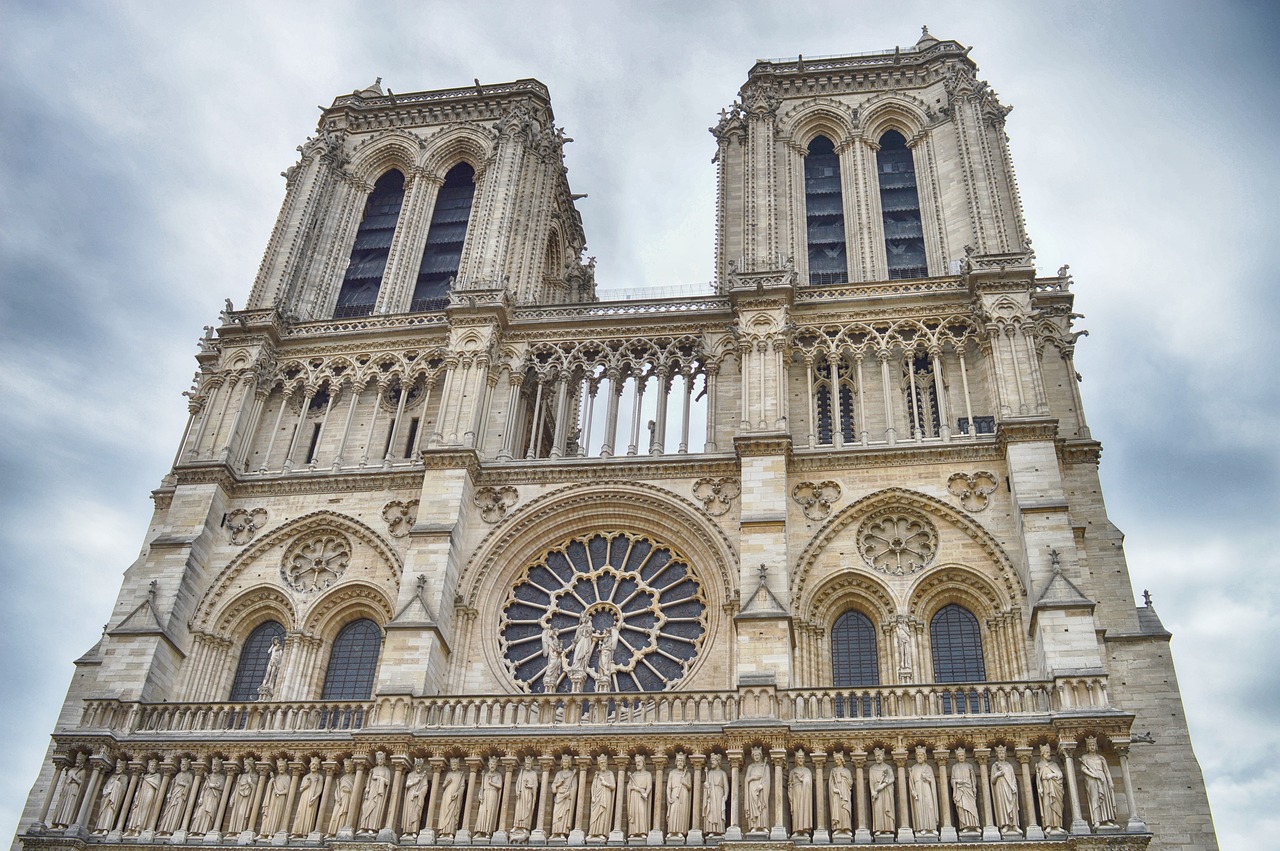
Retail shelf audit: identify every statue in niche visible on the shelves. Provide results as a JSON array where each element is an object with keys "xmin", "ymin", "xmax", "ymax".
[
  {"xmin": 950, "ymin": 748, "xmax": 980, "ymax": 834},
  {"xmin": 292, "ymin": 757, "xmax": 324, "ymax": 837},
  {"xmin": 258, "ymin": 638, "xmax": 284, "ymax": 698},
  {"xmin": 437, "ymin": 757, "xmax": 466, "ymax": 836},
  {"xmin": 474, "ymin": 755, "xmax": 504, "ymax": 838},
  {"xmin": 702, "ymin": 754, "xmax": 727, "ymax": 836},
  {"xmin": 895, "ymin": 619, "xmax": 913, "ymax": 677},
  {"xmin": 357, "ymin": 751, "xmax": 391, "ymax": 834},
  {"xmin": 990, "ymin": 746, "xmax": 1020, "ymax": 833},
  {"xmin": 666, "ymin": 752, "xmax": 692, "ymax": 838},
  {"xmin": 868, "ymin": 748, "xmax": 895, "ymax": 836},
  {"xmin": 908, "ymin": 746, "xmax": 937, "ymax": 835},
  {"xmin": 541, "ymin": 623, "xmax": 565, "ymax": 693},
  {"xmin": 1035, "ymin": 744, "xmax": 1065, "ymax": 834},
  {"xmin": 157, "ymin": 757, "xmax": 195, "ymax": 835},
  {"xmin": 549, "ymin": 754, "xmax": 577, "ymax": 838},
  {"xmin": 626, "ymin": 754, "xmax": 652, "ymax": 837},
  {"xmin": 261, "ymin": 758, "xmax": 291, "ymax": 836},
  {"xmin": 51, "ymin": 752, "xmax": 87, "ymax": 829},
  {"xmin": 326, "ymin": 759, "xmax": 355, "ymax": 836},
  {"xmin": 1079, "ymin": 737, "xmax": 1118, "ymax": 828},
  {"xmin": 187, "ymin": 758, "xmax": 224, "ymax": 836},
  {"xmin": 743, "ymin": 746, "xmax": 770, "ymax": 834},
  {"xmin": 93, "ymin": 759, "xmax": 129, "ymax": 835},
  {"xmin": 828, "ymin": 752, "xmax": 853, "ymax": 834},
  {"xmin": 589, "ymin": 754, "xmax": 617, "ymax": 840},
  {"xmin": 125, "ymin": 758, "xmax": 162, "ymax": 835},
  {"xmin": 400, "ymin": 758, "xmax": 428, "ymax": 837},
  {"xmin": 511, "ymin": 755, "xmax": 539, "ymax": 838},
  {"xmin": 788, "ymin": 748, "xmax": 813, "ymax": 837},
  {"xmin": 224, "ymin": 758, "xmax": 256, "ymax": 834}
]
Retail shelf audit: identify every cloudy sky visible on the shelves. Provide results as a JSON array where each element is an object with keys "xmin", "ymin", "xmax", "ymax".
[{"xmin": 1, "ymin": 1, "xmax": 1276, "ymax": 847}]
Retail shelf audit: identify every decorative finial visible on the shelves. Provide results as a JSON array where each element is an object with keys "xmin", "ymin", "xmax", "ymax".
[
  {"xmin": 1142, "ymin": 589, "xmax": 1153, "ymax": 607},
  {"xmin": 147, "ymin": 579, "xmax": 158, "ymax": 601},
  {"xmin": 922, "ymin": 24, "xmax": 930, "ymax": 36},
  {"xmin": 416, "ymin": 574, "xmax": 427, "ymax": 595},
  {"xmin": 1048, "ymin": 548, "xmax": 1062, "ymax": 574},
  {"xmin": 758, "ymin": 562, "xmax": 769, "ymax": 580}
]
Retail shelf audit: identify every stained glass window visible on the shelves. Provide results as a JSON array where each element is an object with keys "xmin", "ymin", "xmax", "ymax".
[
  {"xmin": 930, "ymin": 604, "xmax": 986, "ymax": 683},
  {"xmin": 321, "ymin": 618, "xmax": 382, "ymax": 700},
  {"xmin": 229, "ymin": 621, "xmax": 285, "ymax": 701},
  {"xmin": 831, "ymin": 610, "xmax": 880, "ymax": 687}
]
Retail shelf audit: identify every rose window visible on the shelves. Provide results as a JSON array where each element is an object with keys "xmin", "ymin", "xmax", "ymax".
[
  {"xmin": 282, "ymin": 532, "xmax": 351, "ymax": 593},
  {"xmin": 857, "ymin": 509, "xmax": 938, "ymax": 575},
  {"xmin": 500, "ymin": 532, "xmax": 707, "ymax": 693}
]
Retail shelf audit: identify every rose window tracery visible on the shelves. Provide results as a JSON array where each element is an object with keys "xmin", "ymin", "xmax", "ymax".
[
  {"xmin": 282, "ymin": 531, "xmax": 351, "ymax": 593},
  {"xmin": 856, "ymin": 509, "xmax": 938, "ymax": 576},
  {"xmin": 500, "ymin": 532, "xmax": 707, "ymax": 693}
]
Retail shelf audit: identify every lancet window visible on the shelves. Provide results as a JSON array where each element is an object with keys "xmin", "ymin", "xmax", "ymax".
[
  {"xmin": 876, "ymin": 130, "xmax": 927, "ymax": 280},
  {"xmin": 814, "ymin": 357, "xmax": 856, "ymax": 446},
  {"xmin": 930, "ymin": 604, "xmax": 986, "ymax": 684},
  {"xmin": 228, "ymin": 621, "xmax": 285, "ymax": 701},
  {"xmin": 804, "ymin": 135, "xmax": 848, "ymax": 284},
  {"xmin": 335, "ymin": 170, "xmax": 406, "ymax": 318},
  {"xmin": 320, "ymin": 618, "xmax": 383, "ymax": 700},
  {"xmin": 903, "ymin": 352, "xmax": 941, "ymax": 439},
  {"xmin": 830, "ymin": 609, "xmax": 880, "ymax": 687},
  {"xmin": 412, "ymin": 163, "xmax": 476, "ymax": 311}
]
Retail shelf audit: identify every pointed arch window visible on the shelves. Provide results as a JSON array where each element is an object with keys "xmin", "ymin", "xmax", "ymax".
[
  {"xmin": 831, "ymin": 609, "xmax": 880, "ymax": 687},
  {"xmin": 412, "ymin": 162, "xmax": 476, "ymax": 311},
  {"xmin": 876, "ymin": 130, "xmax": 927, "ymax": 280},
  {"xmin": 815, "ymin": 358, "xmax": 856, "ymax": 445},
  {"xmin": 229, "ymin": 620, "xmax": 285, "ymax": 701},
  {"xmin": 930, "ymin": 604, "xmax": 986, "ymax": 683},
  {"xmin": 804, "ymin": 135, "xmax": 848, "ymax": 285},
  {"xmin": 335, "ymin": 170, "xmax": 406, "ymax": 318},
  {"xmin": 320, "ymin": 618, "xmax": 382, "ymax": 700}
]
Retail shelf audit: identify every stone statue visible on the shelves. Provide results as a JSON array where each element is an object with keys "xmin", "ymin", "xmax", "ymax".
[
  {"xmin": 743, "ymin": 746, "xmax": 770, "ymax": 834},
  {"xmin": 400, "ymin": 757, "xmax": 429, "ymax": 837},
  {"xmin": 868, "ymin": 748, "xmax": 894, "ymax": 836},
  {"xmin": 702, "ymin": 754, "xmax": 727, "ymax": 836},
  {"xmin": 788, "ymin": 748, "xmax": 814, "ymax": 837},
  {"xmin": 261, "ymin": 758, "xmax": 291, "ymax": 836},
  {"xmin": 1080, "ymin": 738, "xmax": 1117, "ymax": 827},
  {"xmin": 895, "ymin": 619, "xmax": 913, "ymax": 675},
  {"xmin": 474, "ymin": 755, "xmax": 503, "ymax": 838},
  {"xmin": 541, "ymin": 624, "xmax": 564, "ymax": 693},
  {"xmin": 51, "ymin": 753, "xmax": 87, "ymax": 829},
  {"xmin": 569, "ymin": 611, "xmax": 597, "ymax": 678},
  {"xmin": 990, "ymin": 746, "xmax": 1019, "ymax": 833},
  {"xmin": 589, "ymin": 754, "xmax": 617, "ymax": 839},
  {"xmin": 292, "ymin": 758, "xmax": 324, "ymax": 837},
  {"xmin": 437, "ymin": 757, "xmax": 466, "ymax": 836},
  {"xmin": 828, "ymin": 752, "xmax": 853, "ymax": 834},
  {"xmin": 596, "ymin": 621, "xmax": 620, "ymax": 684},
  {"xmin": 550, "ymin": 754, "xmax": 577, "ymax": 838},
  {"xmin": 512, "ymin": 755, "xmax": 539, "ymax": 838},
  {"xmin": 157, "ymin": 757, "xmax": 195, "ymax": 834},
  {"xmin": 125, "ymin": 758, "xmax": 162, "ymax": 835},
  {"xmin": 666, "ymin": 753, "xmax": 692, "ymax": 838},
  {"xmin": 950, "ymin": 748, "xmax": 980, "ymax": 833},
  {"xmin": 93, "ymin": 760, "xmax": 129, "ymax": 835},
  {"xmin": 625, "ymin": 753, "xmax": 652, "ymax": 837},
  {"xmin": 259, "ymin": 638, "xmax": 284, "ymax": 697},
  {"xmin": 908, "ymin": 746, "xmax": 937, "ymax": 835},
  {"xmin": 1035, "ymin": 744, "xmax": 1065, "ymax": 834},
  {"xmin": 326, "ymin": 759, "xmax": 355, "ymax": 836},
  {"xmin": 187, "ymin": 758, "xmax": 224, "ymax": 836},
  {"xmin": 357, "ymin": 751, "xmax": 391, "ymax": 834},
  {"xmin": 225, "ymin": 758, "xmax": 256, "ymax": 834}
]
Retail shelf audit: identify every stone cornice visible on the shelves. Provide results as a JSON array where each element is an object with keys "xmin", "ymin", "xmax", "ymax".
[
  {"xmin": 1059, "ymin": 439, "xmax": 1103, "ymax": 466},
  {"xmin": 790, "ymin": 439, "xmax": 1001, "ymax": 471},
  {"xmin": 735, "ymin": 433, "xmax": 793, "ymax": 457},
  {"xmin": 476, "ymin": 454, "xmax": 739, "ymax": 487},
  {"xmin": 996, "ymin": 418, "xmax": 1059, "ymax": 447}
]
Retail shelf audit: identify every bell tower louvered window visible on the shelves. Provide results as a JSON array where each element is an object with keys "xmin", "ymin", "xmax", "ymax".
[
  {"xmin": 804, "ymin": 136, "xmax": 848, "ymax": 285},
  {"xmin": 412, "ymin": 162, "xmax": 476, "ymax": 311},
  {"xmin": 876, "ymin": 130, "xmax": 927, "ymax": 280},
  {"xmin": 334, "ymin": 170, "xmax": 405, "ymax": 318}
]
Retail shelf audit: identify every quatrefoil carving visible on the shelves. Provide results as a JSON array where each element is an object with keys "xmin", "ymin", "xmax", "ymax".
[
  {"xmin": 282, "ymin": 531, "xmax": 351, "ymax": 593},
  {"xmin": 792, "ymin": 480, "xmax": 842, "ymax": 521},
  {"xmin": 225, "ymin": 508, "xmax": 268, "ymax": 545},
  {"xmin": 381, "ymin": 500, "xmax": 419, "ymax": 538},
  {"xmin": 947, "ymin": 471, "xmax": 999, "ymax": 512},
  {"xmin": 474, "ymin": 486, "xmax": 519, "ymax": 523},
  {"xmin": 692, "ymin": 477, "xmax": 741, "ymax": 516},
  {"xmin": 857, "ymin": 508, "xmax": 938, "ymax": 576}
]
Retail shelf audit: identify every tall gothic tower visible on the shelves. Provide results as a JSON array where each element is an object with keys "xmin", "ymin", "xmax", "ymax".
[{"xmin": 16, "ymin": 33, "xmax": 1216, "ymax": 851}]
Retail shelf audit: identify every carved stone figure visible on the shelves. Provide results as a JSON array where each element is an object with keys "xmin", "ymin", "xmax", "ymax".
[
  {"xmin": 400, "ymin": 757, "xmax": 428, "ymax": 837},
  {"xmin": 702, "ymin": 754, "xmax": 727, "ymax": 836},
  {"xmin": 990, "ymin": 746, "xmax": 1019, "ymax": 833},
  {"xmin": 187, "ymin": 758, "xmax": 224, "ymax": 836},
  {"xmin": 225, "ymin": 758, "xmax": 256, "ymax": 834},
  {"xmin": 356, "ymin": 752, "xmax": 391, "ymax": 834},
  {"xmin": 828, "ymin": 752, "xmax": 853, "ymax": 834},
  {"xmin": 1035, "ymin": 744, "xmax": 1065, "ymax": 834},
  {"xmin": 895, "ymin": 619, "xmax": 913, "ymax": 676},
  {"xmin": 666, "ymin": 753, "xmax": 692, "ymax": 837},
  {"xmin": 93, "ymin": 760, "xmax": 129, "ymax": 835},
  {"xmin": 326, "ymin": 759, "xmax": 355, "ymax": 836},
  {"xmin": 261, "ymin": 758, "xmax": 291, "ymax": 836},
  {"xmin": 437, "ymin": 757, "xmax": 466, "ymax": 836},
  {"xmin": 541, "ymin": 624, "xmax": 564, "ymax": 693},
  {"xmin": 51, "ymin": 753, "xmax": 87, "ymax": 829},
  {"xmin": 596, "ymin": 622, "xmax": 620, "ymax": 680},
  {"xmin": 474, "ymin": 755, "xmax": 503, "ymax": 838},
  {"xmin": 292, "ymin": 758, "xmax": 324, "ymax": 837},
  {"xmin": 950, "ymin": 748, "xmax": 980, "ymax": 833},
  {"xmin": 569, "ymin": 611, "xmax": 596, "ymax": 678},
  {"xmin": 512, "ymin": 755, "xmax": 539, "ymax": 837},
  {"xmin": 1080, "ymin": 738, "xmax": 1117, "ymax": 827},
  {"xmin": 788, "ymin": 749, "xmax": 813, "ymax": 836},
  {"xmin": 258, "ymin": 638, "xmax": 284, "ymax": 697},
  {"xmin": 744, "ymin": 746, "xmax": 770, "ymax": 833},
  {"xmin": 125, "ymin": 759, "xmax": 162, "ymax": 835},
  {"xmin": 868, "ymin": 748, "xmax": 894, "ymax": 835},
  {"xmin": 625, "ymin": 754, "xmax": 652, "ymax": 837},
  {"xmin": 550, "ymin": 754, "xmax": 577, "ymax": 838},
  {"xmin": 590, "ymin": 754, "xmax": 617, "ymax": 839},
  {"xmin": 908, "ymin": 747, "xmax": 937, "ymax": 834},
  {"xmin": 157, "ymin": 757, "xmax": 195, "ymax": 834}
]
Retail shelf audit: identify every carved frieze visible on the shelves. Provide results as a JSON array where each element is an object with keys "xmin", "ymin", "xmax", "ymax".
[
  {"xmin": 381, "ymin": 500, "xmax": 419, "ymax": 538},
  {"xmin": 792, "ymin": 481, "xmax": 842, "ymax": 521},
  {"xmin": 692, "ymin": 477, "xmax": 741, "ymax": 517},
  {"xmin": 225, "ymin": 507, "xmax": 268, "ymax": 545},
  {"xmin": 947, "ymin": 472, "xmax": 999, "ymax": 512}
]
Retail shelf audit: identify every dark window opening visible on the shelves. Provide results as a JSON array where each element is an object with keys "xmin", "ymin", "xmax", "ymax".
[
  {"xmin": 304, "ymin": 423, "xmax": 322, "ymax": 464},
  {"xmin": 930, "ymin": 604, "xmax": 986, "ymax": 684},
  {"xmin": 876, "ymin": 131, "xmax": 927, "ymax": 280},
  {"xmin": 804, "ymin": 136, "xmax": 848, "ymax": 285},
  {"xmin": 229, "ymin": 621, "xmax": 285, "ymax": 702},
  {"xmin": 321, "ymin": 618, "xmax": 382, "ymax": 700},
  {"xmin": 831, "ymin": 609, "xmax": 880, "ymax": 687},
  {"xmin": 905, "ymin": 353, "xmax": 941, "ymax": 437},
  {"xmin": 404, "ymin": 417, "xmax": 420, "ymax": 457},
  {"xmin": 412, "ymin": 163, "xmax": 475, "ymax": 311},
  {"xmin": 957, "ymin": 416, "xmax": 996, "ymax": 435},
  {"xmin": 335, "ymin": 170, "xmax": 405, "ymax": 318},
  {"xmin": 383, "ymin": 418, "xmax": 397, "ymax": 458},
  {"xmin": 815, "ymin": 379, "xmax": 856, "ymax": 446}
]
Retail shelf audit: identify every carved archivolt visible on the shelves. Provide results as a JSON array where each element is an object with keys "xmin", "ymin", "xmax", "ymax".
[
  {"xmin": 281, "ymin": 531, "xmax": 351, "ymax": 593},
  {"xmin": 474, "ymin": 486, "xmax": 519, "ymax": 523},
  {"xmin": 947, "ymin": 472, "xmax": 998, "ymax": 512},
  {"xmin": 691, "ymin": 477, "xmax": 740, "ymax": 517},
  {"xmin": 793, "ymin": 481, "xmax": 842, "ymax": 521},
  {"xmin": 382, "ymin": 500, "xmax": 419, "ymax": 537},
  {"xmin": 225, "ymin": 508, "xmax": 268, "ymax": 545},
  {"xmin": 856, "ymin": 508, "xmax": 938, "ymax": 576}
]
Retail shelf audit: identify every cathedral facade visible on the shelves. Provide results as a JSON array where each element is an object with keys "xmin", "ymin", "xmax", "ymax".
[{"xmin": 15, "ymin": 32, "xmax": 1217, "ymax": 851}]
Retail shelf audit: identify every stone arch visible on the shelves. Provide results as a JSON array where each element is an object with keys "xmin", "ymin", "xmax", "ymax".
[
  {"xmin": 420, "ymin": 124, "xmax": 494, "ymax": 178},
  {"xmin": 780, "ymin": 98, "xmax": 858, "ymax": 148},
  {"xmin": 908, "ymin": 564, "xmax": 1025, "ymax": 681},
  {"xmin": 301, "ymin": 580, "xmax": 395, "ymax": 640},
  {"xmin": 212, "ymin": 586, "xmax": 297, "ymax": 640},
  {"xmin": 860, "ymin": 95, "xmax": 930, "ymax": 144},
  {"xmin": 805, "ymin": 570, "xmax": 896, "ymax": 628},
  {"xmin": 347, "ymin": 130, "xmax": 420, "ymax": 184}
]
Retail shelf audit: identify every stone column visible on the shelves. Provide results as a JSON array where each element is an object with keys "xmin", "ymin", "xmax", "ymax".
[
  {"xmin": 769, "ymin": 749, "xmax": 787, "ymax": 841},
  {"xmin": 724, "ymin": 751, "xmax": 742, "ymax": 841},
  {"xmin": 380, "ymin": 757, "xmax": 407, "ymax": 843},
  {"xmin": 532, "ymin": 756, "xmax": 552, "ymax": 845},
  {"xmin": 688, "ymin": 754, "xmax": 705, "ymax": 846},
  {"xmin": 932, "ymin": 748, "xmax": 956, "ymax": 843},
  {"xmin": 1116, "ymin": 746, "xmax": 1149, "ymax": 833},
  {"xmin": 600, "ymin": 370, "xmax": 622, "ymax": 458},
  {"xmin": 177, "ymin": 762, "xmax": 205, "ymax": 842},
  {"xmin": 649, "ymin": 754, "xmax": 667, "ymax": 845},
  {"xmin": 420, "ymin": 758, "xmax": 444, "ymax": 846},
  {"xmin": 314, "ymin": 761, "xmax": 336, "ymax": 840},
  {"xmin": 71, "ymin": 757, "xmax": 108, "ymax": 837},
  {"xmin": 892, "ymin": 752, "xmax": 914, "ymax": 843},
  {"xmin": 812, "ymin": 751, "xmax": 830, "ymax": 844},
  {"xmin": 110, "ymin": 762, "xmax": 142, "ymax": 842},
  {"xmin": 457, "ymin": 756, "xmax": 481, "ymax": 843},
  {"xmin": 30, "ymin": 757, "xmax": 66, "ymax": 833},
  {"xmin": 1017, "ymin": 748, "xmax": 1043, "ymax": 840},
  {"xmin": 610, "ymin": 755, "xmax": 626, "ymax": 845},
  {"xmin": 975, "ymin": 749, "xmax": 998, "ymax": 842},
  {"xmin": 247, "ymin": 761, "xmax": 270, "ymax": 838},
  {"xmin": 207, "ymin": 763, "xmax": 234, "ymax": 843},
  {"xmin": 1059, "ymin": 743, "xmax": 1090, "ymax": 835},
  {"xmin": 570, "ymin": 756, "xmax": 590, "ymax": 846},
  {"xmin": 851, "ymin": 753, "xmax": 870, "ymax": 844},
  {"xmin": 341, "ymin": 759, "xmax": 367, "ymax": 838},
  {"xmin": 496, "ymin": 755, "xmax": 517, "ymax": 844}
]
